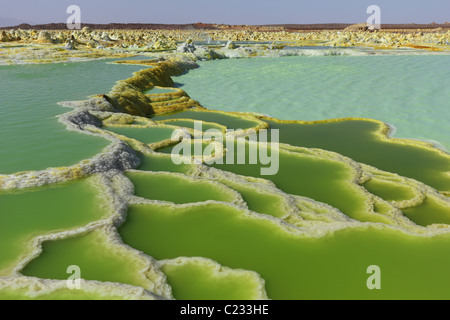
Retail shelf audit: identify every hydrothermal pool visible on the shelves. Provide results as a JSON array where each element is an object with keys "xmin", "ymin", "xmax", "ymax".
[
  {"xmin": 119, "ymin": 203, "xmax": 450, "ymax": 300},
  {"xmin": 264, "ymin": 120, "xmax": 450, "ymax": 192},
  {"xmin": 0, "ymin": 177, "xmax": 111, "ymax": 275},
  {"xmin": 160, "ymin": 258, "xmax": 267, "ymax": 300},
  {"xmin": 1, "ymin": 51, "xmax": 449, "ymax": 300},
  {"xmin": 20, "ymin": 227, "xmax": 169, "ymax": 295},
  {"xmin": 175, "ymin": 55, "xmax": 450, "ymax": 150},
  {"xmin": 125, "ymin": 171, "xmax": 238, "ymax": 204},
  {"xmin": 103, "ymin": 126, "xmax": 175, "ymax": 145},
  {"xmin": 154, "ymin": 109, "xmax": 263, "ymax": 131},
  {"xmin": 0, "ymin": 60, "xmax": 145, "ymax": 174}
]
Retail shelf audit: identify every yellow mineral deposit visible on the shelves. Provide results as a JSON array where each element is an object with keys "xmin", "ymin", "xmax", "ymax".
[{"xmin": 0, "ymin": 26, "xmax": 448, "ymax": 66}]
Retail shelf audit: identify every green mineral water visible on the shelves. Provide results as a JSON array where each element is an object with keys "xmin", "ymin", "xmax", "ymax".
[
  {"xmin": 362, "ymin": 179, "xmax": 417, "ymax": 202},
  {"xmin": 219, "ymin": 180, "xmax": 287, "ymax": 219},
  {"xmin": 0, "ymin": 60, "xmax": 144, "ymax": 174},
  {"xmin": 159, "ymin": 119, "xmax": 225, "ymax": 132},
  {"xmin": 154, "ymin": 110, "xmax": 261, "ymax": 130},
  {"xmin": 21, "ymin": 229, "xmax": 153, "ymax": 289},
  {"xmin": 0, "ymin": 178, "xmax": 109, "ymax": 273},
  {"xmin": 104, "ymin": 126, "xmax": 175, "ymax": 145},
  {"xmin": 1, "ymin": 52, "xmax": 449, "ymax": 301},
  {"xmin": 402, "ymin": 196, "xmax": 450, "ymax": 226},
  {"xmin": 265, "ymin": 120, "xmax": 450, "ymax": 192},
  {"xmin": 126, "ymin": 171, "xmax": 237, "ymax": 204},
  {"xmin": 211, "ymin": 141, "xmax": 378, "ymax": 222},
  {"xmin": 137, "ymin": 152, "xmax": 193, "ymax": 174},
  {"xmin": 119, "ymin": 202, "xmax": 450, "ymax": 300},
  {"xmin": 161, "ymin": 259, "xmax": 265, "ymax": 300},
  {"xmin": 175, "ymin": 55, "xmax": 450, "ymax": 150}
]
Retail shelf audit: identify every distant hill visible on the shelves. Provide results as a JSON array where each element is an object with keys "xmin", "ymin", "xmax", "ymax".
[{"xmin": 1, "ymin": 22, "xmax": 449, "ymax": 31}]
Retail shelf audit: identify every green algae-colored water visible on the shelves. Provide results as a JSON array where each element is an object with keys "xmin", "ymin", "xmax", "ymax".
[
  {"xmin": 126, "ymin": 171, "xmax": 236, "ymax": 204},
  {"xmin": 0, "ymin": 60, "xmax": 145, "ymax": 174},
  {"xmin": 0, "ymin": 178, "xmax": 109, "ymax": 273},
  {"xmin": 119, "ymin": 203, "xmax": 450, "ymax": 300},
  {"xmin": 363, "ymin": 179, "xmax": 417, "ymax": 202},
  {"xmin": 2, "ymin": 52, "xmax": 450, "ymax": 300},
  {"xmin": 21, "ymin": 229, "xmax": 149, "ymax": 289},
  {"xmin": 175, "ymin": 55, "xmax": 450, "ymax": 150},
  {"xmin": 138, "ymin": 152, "xmax": 193, "ymax": 174},
  {"xmin": 159, "ymin": 119, "xmax": 225, "ymax": 132},
  {"xmin": 210, "ymin": 142, "xmax": 377, "ymax": 222},
  {"xmin": 265, "ymin": 120, "xmax": 450, "ymax": 192},
  {"xmin": 104, "ymin": 126, "xmax": 174, "ymax": 145},
  {"xmin": 403, "ymin": 196, "xmax": 450, "ymax": 226},
  {"xmin": 161, "ymin": 260, "xmax": 264, "ymax": 300},
  {"xmin": 219, "ymin": 180, "xmax": 287, "ymax": 219},
  {"xmin": 154, "ymin": 110, "xmax": 260, "ymax": 130},
  {"xmin": 159, "ymin": 140, "xmax": 220, "ymax": 159}
]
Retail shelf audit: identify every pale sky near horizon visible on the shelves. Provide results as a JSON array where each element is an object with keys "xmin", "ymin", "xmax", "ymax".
[{"xmin": 0, "ymin": 0, "xmax": 449, "ymax": 27}]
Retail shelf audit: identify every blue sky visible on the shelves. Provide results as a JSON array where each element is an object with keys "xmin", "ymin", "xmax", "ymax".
[{"xmin": 0, "ymin": 0, "xmax": 449, "ymax": 26}]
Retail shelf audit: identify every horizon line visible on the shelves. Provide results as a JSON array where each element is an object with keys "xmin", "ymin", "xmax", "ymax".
[{"xmin": 2, "ymin": 21, "xmax": 449, "ymax": 27}]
